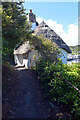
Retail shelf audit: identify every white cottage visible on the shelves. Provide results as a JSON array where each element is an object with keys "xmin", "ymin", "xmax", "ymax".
[
  {"xmin": 14, "ymin": 10, "xmax": 72, "ymax": 68},
  {"xmin": 33, "ymin": 20, "xmax": 72, "ymax": 64},
  {"xmin": 14, "ymin": 41, "xmax": 40, "ymax": 68}
]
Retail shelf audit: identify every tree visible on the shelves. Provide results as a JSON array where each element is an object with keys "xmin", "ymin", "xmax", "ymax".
[
  {"xmin": 0, "ymin": 3, "xmax": 2, "ymax": 65},
  {"xmin": 29, "ymin": 34, "xmax": 60, "ymax": 63},
  {"xmin": 2, "ymin": 2, "xmax": 31, "ymax": 62}
]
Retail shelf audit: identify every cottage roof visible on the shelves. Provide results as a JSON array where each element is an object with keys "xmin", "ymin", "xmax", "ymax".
[
  {"xmin": 14, "ymin": 41, "xmax": 30, "ymax": 54},
  {"xmin": 33, "ymin": 21, "xmax": 72, "ymax": 53}
]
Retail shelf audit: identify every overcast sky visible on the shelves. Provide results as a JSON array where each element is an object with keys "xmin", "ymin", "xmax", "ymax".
[{"xmin": 24, "ymin": 2, "xmax": 79, "ymax": 46}]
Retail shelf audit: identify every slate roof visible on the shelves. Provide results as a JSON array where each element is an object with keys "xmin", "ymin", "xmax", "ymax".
[{"xmin": 34, "ymin": 21, "xmax": 72, "ymax": 53}]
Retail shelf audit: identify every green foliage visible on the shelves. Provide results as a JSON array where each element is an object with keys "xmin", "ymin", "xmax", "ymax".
[
  {"xmin": 2, "ymin": 2, "xmax": 31, "ymax": 62},
  {"xmin": 36, "ymin": 60, "xmax": 80, "ymax": 118},
  {"xmin": 2, "ymin": 2, "xmax": 60, "ymax": 64},
  {"xmin": 29, "ymin": 34, "xmax": 60, "ymax": 63},
  {"xmin": 69, "ymin": 45, "xmax": 80, "ymax": 54},
  {"xmin": 0, "ymin": 3, "xmax": 2, "ymax": 65}
]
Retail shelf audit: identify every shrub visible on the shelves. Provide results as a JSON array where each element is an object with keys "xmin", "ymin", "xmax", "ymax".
[{"xmin": 36, "ymin": 59, "xmax": 80, "ymax": 118}]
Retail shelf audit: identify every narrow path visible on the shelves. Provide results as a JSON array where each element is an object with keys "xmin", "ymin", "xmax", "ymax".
[
  {"xmin": 13, "ymin": 67, "xmax": 50, "ymax": 118},
  {"xmin": 3, "ymin": 65, "xmax": 72, "ymax": 119}
]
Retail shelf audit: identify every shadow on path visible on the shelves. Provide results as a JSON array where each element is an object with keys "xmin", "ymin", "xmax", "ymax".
[
  {"xmin": 13, "ymin": 67, "xmax": 50, "ymax": 118},
  {"xmin": 3, "ymin": 65, "xmax": 72, "ymax": 119}
]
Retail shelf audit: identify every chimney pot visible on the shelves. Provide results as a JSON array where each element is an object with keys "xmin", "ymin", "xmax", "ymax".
[{"xmin": 30, "ymin": 9, "xmax": 32, "ymax": 13}]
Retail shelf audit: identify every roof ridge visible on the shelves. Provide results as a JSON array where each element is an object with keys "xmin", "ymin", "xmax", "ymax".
[{"xmin": 34, "ymin": 21, "xmax": 72, "ymax": 53}]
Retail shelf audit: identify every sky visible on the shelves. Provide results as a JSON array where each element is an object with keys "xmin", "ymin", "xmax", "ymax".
[{"xmin": 24, "ymin": 2, "xmax": 79, "ymax": 46}]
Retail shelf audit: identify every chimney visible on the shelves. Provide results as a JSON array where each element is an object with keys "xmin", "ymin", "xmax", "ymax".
[
  {"xmin": 30, "ymin": 9, "xmax": 32, "ymax": 13},
  {"xmin": 28, "ymin": 9, "xmax": 36, "ymax": 23}
]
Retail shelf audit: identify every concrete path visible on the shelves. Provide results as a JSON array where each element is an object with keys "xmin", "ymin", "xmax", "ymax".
[{"xmin": 13, "ymin": 67, "xmax": 50, "ymax": 118}]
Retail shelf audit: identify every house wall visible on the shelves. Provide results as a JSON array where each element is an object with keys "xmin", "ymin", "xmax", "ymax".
[
  {"xmin": 14, "ymin": 51, "xmax": 39, "ymax": 68},
  {"xmin": 14, "ymin": 48, "xmax": 68, "ymax": 69},
  {"xmin": 14, "ymin": 54, "xmax": 23, "ymax": 66},
  {"xmin": 14, "ymin": 53, "xmax": 29, "ymax": 68},
  {"xmin": 23, "ymin": 59, "xmax": 28, "ymax": 68},
  {"xmin": 59, "ymin": 49, "xmax": 68, "ymax": 64},
  {"xmin": 28, "ymin": 49, "xmax": 68, "ymax": 66},
  {"xmin": 28, "ymin": 50, "xmax": 40, "ymax": 68},
  {"xmin": 23, "ymin": 53, "xmax": 28, "ymax": 68}
]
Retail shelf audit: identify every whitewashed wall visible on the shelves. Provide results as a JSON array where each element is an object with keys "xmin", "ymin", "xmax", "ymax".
[
  {"xmin": 59, "ymin": 48, "xmax": 68, "ymax": 64},
  {"xmin": 14, "ymin": 54, "xmax": 28, "ymax": 68},
  {"xmin": 28, "ymin": 50, "xmax": 40, "ymax": 68},
  {"xmin": 14, "ymin": 48, "xmax": 68, "ymax": 69},
  {"xmin": 14, "ymin": 54, "xmax": 23, "ymax": 66},
  {"xmin": 14, "ymin": 50, "xmax": 40, "ymax": 68},
  {"xmin": 28, "ymin": 49, "xmax": 68, "ymax": 66}
]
